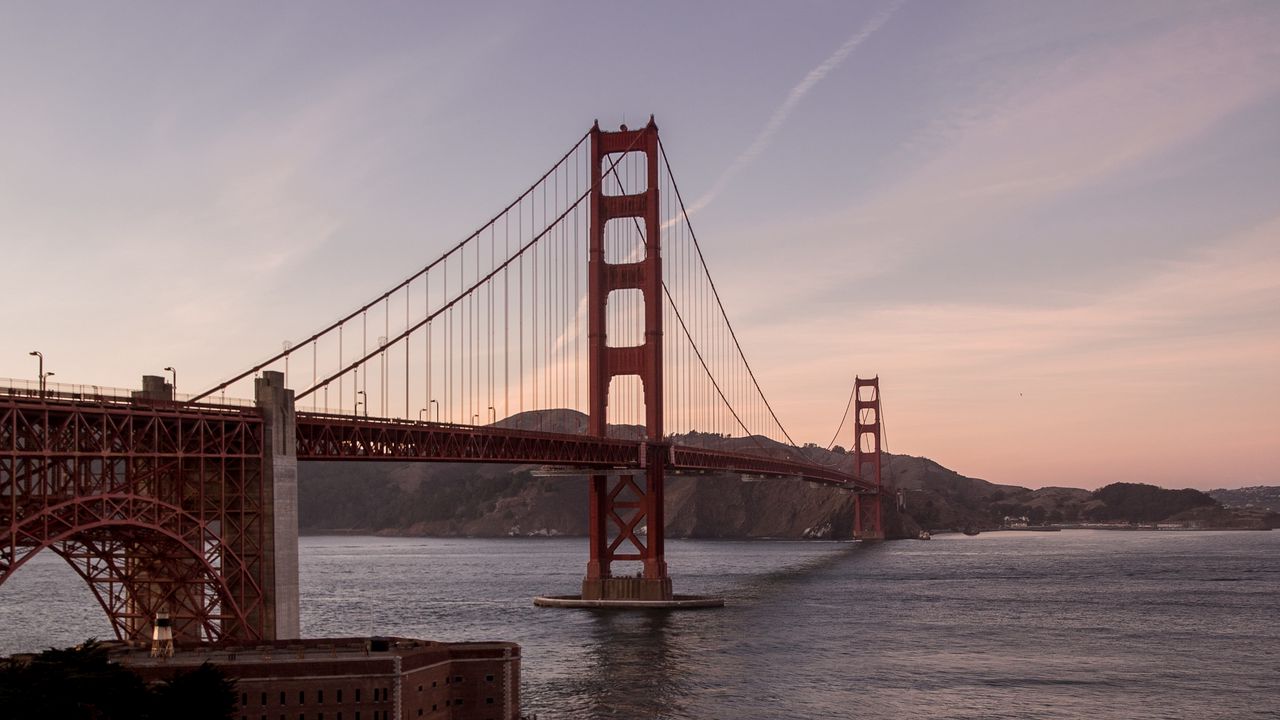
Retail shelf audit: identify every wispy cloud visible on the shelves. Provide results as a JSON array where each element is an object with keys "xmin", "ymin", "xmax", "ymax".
[{"xmin": 681, "ymin": 1, "xmax": 903, "ymax": 218}]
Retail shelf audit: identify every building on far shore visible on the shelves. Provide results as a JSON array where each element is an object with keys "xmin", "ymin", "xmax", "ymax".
[{"xmin": 114, "ymin": 636, "xmax": 520, "ymax": 720}]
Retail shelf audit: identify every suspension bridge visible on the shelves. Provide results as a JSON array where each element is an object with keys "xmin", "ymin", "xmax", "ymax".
[{"xmin": 1, "ymin": 118, "xmax": 887, "ymax": 643}]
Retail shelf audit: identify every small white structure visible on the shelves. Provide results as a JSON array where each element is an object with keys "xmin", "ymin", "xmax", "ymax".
[{"xmin": 150, "ymin": 613, "xmax": 174, "ymax": 658}]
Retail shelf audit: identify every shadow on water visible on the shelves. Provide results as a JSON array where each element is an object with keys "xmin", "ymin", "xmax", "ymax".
[
  {"xmin": 542, "ymin": 543, "xmax": 881, "ymax": 718},
  {"xmin": 731, "ymin": 540, "xmax": 877, "ymax": 602}
]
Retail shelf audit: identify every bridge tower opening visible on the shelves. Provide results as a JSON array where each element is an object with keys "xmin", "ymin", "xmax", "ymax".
[
  {"xmin": 582, "ymin": 119, "xmax": 672, "ymax": 602},
  {"xmin": 853, "ymin": 376, "xmax": 885, "ymax": 540}
]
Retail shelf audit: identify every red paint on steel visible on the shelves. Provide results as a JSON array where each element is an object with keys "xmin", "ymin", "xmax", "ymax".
[
  {"xmin": 1, "ymin": 395, "xmax": 268, "ymax": 643},
  {"xmin": 582, "ymin": 119, "xmax": 672, "ymax": 600},
  {"xmin": 853, "ymin": 376, "xmax": 885, "ymax": 540}
]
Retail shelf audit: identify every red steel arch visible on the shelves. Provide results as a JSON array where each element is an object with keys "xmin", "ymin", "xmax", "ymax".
[
  {"xmin": 2, "ymin": 396, "xmax": 271, "ymax": 643},
  {"xmin": 2, "ymin": 493, "xmax": 261, "ymax": 643}
]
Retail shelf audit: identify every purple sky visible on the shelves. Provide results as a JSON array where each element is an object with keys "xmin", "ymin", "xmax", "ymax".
[{"xmin": 2, "ymin": 1, "xmax": 1277, "ymax": 490}]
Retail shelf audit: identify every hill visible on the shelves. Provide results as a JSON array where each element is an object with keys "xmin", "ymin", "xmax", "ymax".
[
  {"xmin": 1210, "ymin": 486, "xmax": 1280, "ymax": 512},
  {"xmin": 296, "ymin": 410, "xmax": 1278, "ymax": 538}
]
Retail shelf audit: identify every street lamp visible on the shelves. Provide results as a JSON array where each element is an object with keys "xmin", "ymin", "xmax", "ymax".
[
  {"xmin": 28, "ymin": 351, "xmax": 42, "ymax": 395},
  {"xmin": 419, "ymin": 408, "xmax": 428, "ymax": 422},
  {"xmin": 356, "ymin": 390, "xmax": 366, "ymax": 417},
  {"xmin": 163, "ymin": 366, "xmax": 177, "ymax": 398},
  {"xmin": 429, "ymin": 399, "xmax": 439, "ymax": 422},
  {"xmin": 488, "ymin": 406, "xmax": 496, "ymax": 425},
  {"xmin": 472, "ymin": 413, "xmax": 479, "ymax": 425}
]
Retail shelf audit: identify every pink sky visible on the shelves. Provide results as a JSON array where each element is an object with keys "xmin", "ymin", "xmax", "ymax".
[{"xmin": 2, "ymin": 1, "xmax": 1277, "ymax": 490}]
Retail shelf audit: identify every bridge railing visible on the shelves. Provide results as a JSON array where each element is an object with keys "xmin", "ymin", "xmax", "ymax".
[{"xmin": 0, "ymin": 377, "xmax": 258, "ymax": 409}]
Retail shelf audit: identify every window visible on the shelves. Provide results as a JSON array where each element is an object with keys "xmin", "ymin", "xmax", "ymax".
[
  {"xmin": 299, "ymin": 691, "xmax": 306, "ymax": 704},
  {"xmin": 319, "ymin": 689, "xmax": 324, "ymax": 704},
  {"xmin": 417, "ymin": 684, "xmax": 423, "ymax": 693},
  {"xmin": 242, "ymin": 693, "xmax": 249, "ymax": 706},
  {"xmin": 262, "ymin": 693, "xmax": 268, "ymax": 705},
  {"xmin": 280, "ymin": 692, "xmax": 286, "ymax": 705},
  {"xmin": 355, "ymin": 688, "xmax": 361, "ymax": 702},
  {"xmin": 431, "ymin": 681, "xmax": 437, "ymax": 688},
  {"xmin": 454, "ymin": 676, "xmax": 463, "ymax": 683},
  {"xmin": 487, "ymin": 697, "xmax": 495, "ymax": 705},
  {"xmin": 486, "ymin": 674, "xmax": 495, "ymax": 682}
]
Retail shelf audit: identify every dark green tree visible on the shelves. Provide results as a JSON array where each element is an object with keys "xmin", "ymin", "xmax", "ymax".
[
  {"xmin": 151, "ymin": 662, "xmax": 237, "ymax": 720},
  {"xmin": 0, "ymin": 641, "xmax": 237, "ymax": 720}
]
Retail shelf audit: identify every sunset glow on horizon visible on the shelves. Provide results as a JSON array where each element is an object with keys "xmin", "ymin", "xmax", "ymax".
[{"xmin": 2, "ymin": 1, "xmax": 1276, "ymax": 491}]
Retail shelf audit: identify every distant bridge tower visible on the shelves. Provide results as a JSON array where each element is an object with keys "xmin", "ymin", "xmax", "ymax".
[
  {"xmin": 853, "ymin": 376, "xmax": 885, "ymax": 540},
  {"xmin": 582, "ymin": 118, "xmax": 672, "ymax": 601}
]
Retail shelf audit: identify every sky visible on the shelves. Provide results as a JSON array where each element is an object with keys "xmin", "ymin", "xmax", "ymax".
[{"xmin": 2, "ymin": 1, "xmax": 1277, "ymax": 491}]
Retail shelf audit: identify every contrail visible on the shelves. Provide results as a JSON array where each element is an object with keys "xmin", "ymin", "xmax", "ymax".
[{"xmin": 682, "ymin": 1, "xmax": 903, "ymax": 218}]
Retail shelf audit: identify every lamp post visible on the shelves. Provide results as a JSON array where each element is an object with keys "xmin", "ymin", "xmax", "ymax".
[
  {"xmin": 282, "ymin": 341, "xmax": 293, "ymax": 386},
  {"xmin": 472, "ymin": 413, "xmax": 479, "ymax": 425},
  {"xmin": 488, "ymin": 406, "xmax": 496, "ymax": 425},
  {"xmin": 430, "ymin": 399, "xmax": 439, "ymax": 422},
  {"xmin": 28, "ymin": 351, "xmax": 42, "ymax": 395},
  {"xmin": 356, "ymin": 390, "xmax": 366, "ymax": 418},
  {"xmin": 419, "ymin": 408, "xmax": 428, "ymax": 422},
  {"xmin": 163, "ymin": 366, "xmax": 177, "ymax": 398}
]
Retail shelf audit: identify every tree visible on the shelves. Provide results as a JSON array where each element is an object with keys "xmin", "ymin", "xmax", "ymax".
[
  {"xmin": 151, "ymin": 662, "xmax": 237, "ymax": 720},
  {"xmin": 0, "ymin": 641, "xmax": 237, "ymax": 720}
]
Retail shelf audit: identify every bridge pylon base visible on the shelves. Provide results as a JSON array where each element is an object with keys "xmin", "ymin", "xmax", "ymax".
[
  {"xmin": 582, "ymin": 576, "xmax": 673, "ymax": 602},
  {"xmin": 533, "ymin": 593, "xmax": 723, "ymax": 609},
  {"xmin": 854, "ymin": 492, "xmax": 885, "ymax": 542}
]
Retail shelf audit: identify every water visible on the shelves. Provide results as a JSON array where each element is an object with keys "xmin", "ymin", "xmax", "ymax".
[{"xmin": 2, "ymin": 531, "xmax": 1277, "ymax": 719}]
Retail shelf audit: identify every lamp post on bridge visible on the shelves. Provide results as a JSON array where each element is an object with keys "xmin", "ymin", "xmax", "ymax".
[
  {"xmin": 356, "ymin": 390, "xmax": 366, "ymax": 418},
  {"xmin": 488, "ymin": 406, "xmax": 496, "ymax": 425},
  {"xmin": 164, "ymin": 366, "xmax": 177, "ymax": 399},
  {"xmin": 472, "ymin": 414, "xmax": 479, "ymax": 426},
  {"xmin": 28, "ymin": 351, "xmax": 42, "ymax": 396},
  {"xmin": 430, "ymin": 399, "xmax": 439, "ymax": 422},
  {"xmin": 419, "ymin": 408, "xmax": 428, "ymax": 422}
]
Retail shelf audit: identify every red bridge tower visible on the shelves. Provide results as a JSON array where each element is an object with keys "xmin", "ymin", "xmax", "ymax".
[
  {"xmin": 582, "ymin": 119, "xmax": 672, "ymax": 601},
  {"xmin": 853, "ymin": 376, "xmax": 885, "ymax": 540}
]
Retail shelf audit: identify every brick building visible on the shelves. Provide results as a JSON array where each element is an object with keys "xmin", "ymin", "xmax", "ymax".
[{"xmin": 116, "ymin": 637, "xmax": 520, "ymax": 720}]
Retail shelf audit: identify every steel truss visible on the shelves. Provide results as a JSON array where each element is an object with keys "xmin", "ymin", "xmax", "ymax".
[{"xmin": 1, "ymin": 397, "xmax": 268, "ymax": 643}]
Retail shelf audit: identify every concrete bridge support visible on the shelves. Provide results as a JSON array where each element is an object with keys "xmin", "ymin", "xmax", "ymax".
[{"xmin": 256, "ymin": 370, "xmax": 300, "ymax": 639}]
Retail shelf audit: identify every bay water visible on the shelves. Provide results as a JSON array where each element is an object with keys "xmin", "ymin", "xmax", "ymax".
[{"xmin": 2, "ymin": 531, "xmax": 1277, "ymax": 719}]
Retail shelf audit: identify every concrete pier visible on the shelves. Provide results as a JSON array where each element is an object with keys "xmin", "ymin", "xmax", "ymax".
[{"xmin": 256, "ymin": 371, "xmax": 299, "ymax": 639}]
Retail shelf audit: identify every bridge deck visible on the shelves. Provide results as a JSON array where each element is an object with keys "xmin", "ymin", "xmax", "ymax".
[{"xmin": 2, "ymin": 394, "xmax": 870, "ymax": 491}]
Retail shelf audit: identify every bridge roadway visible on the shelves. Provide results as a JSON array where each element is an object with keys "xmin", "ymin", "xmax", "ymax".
[
  {"xmin": 295, "ymin": 412, "xmax": 867, "ymax": 489},
  {"xmin": 0, "ymin": 387, "xmax": 869, "ymax": 490}
]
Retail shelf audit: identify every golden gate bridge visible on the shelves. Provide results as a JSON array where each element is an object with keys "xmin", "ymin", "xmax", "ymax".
[{"xmin": 1, "ymin": 118, "xmax": 886, "ymax": 643}]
